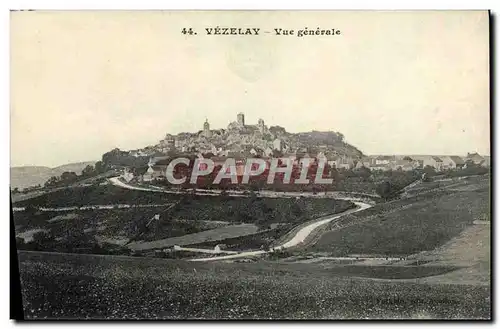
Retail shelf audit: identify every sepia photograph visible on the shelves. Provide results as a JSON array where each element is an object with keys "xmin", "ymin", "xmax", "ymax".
[{"xmin": 9, "ymin": 10, "xmax": 491, "ymax": 320}]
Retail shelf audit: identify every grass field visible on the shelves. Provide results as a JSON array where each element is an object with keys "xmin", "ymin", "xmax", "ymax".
[
  {"xmin": 127, "ymin": 224, "xmax": 260, "ymax": 251},
  {"xmin": 404, "ymin": 175, "xmax": 489, "ymax": 197},
  {"xmin": 182, "ymin": 225, "xmax": 292, "ymax": 252},
  {"xmin": 17, "ymin": 251, "xmax": 490, "ymax": 319},
  {"xmin": 13, "ymin": 187, "xmax": 354, "ymax": 255},
  {"xmin": 13, "ymin": 185, "xmax": 180, "ymax": 207},
  {"xmin": 310, "ymin": 178, "xmax": 490, "ymax": 257}
]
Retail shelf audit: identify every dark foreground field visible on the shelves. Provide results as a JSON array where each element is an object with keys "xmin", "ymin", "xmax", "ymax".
[{"xmin": 17, "ymin": 251, "xmax": 490, "ymax": 319}]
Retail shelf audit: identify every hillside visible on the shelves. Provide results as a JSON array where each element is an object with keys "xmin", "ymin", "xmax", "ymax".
[
  {"xmin": 10, "ymin": 161, "xmax": 96, "ymax": 189},
  {"xmin": 18, "ymin": 251, "xmax": 490, "ymax": 319}
]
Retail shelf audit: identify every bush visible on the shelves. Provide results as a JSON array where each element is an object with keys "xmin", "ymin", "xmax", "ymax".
[
  {"xmin": 445, "ymin": 165, "xmax": 489, "ymax": 178},
  {"xmin": 267, "ymin": 249, "xmax": 293, "ymax": 260},
  {"xmin": 375, "ymin": 170, "xmax": 421, "ymax": 200}
]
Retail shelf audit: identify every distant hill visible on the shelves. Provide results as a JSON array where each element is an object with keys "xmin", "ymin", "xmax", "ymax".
[{"xmin": 10, "ymin": 161, "xmax": 96, "ymax": 189}]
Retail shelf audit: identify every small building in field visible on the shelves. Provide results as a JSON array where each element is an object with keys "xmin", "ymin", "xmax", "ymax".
[
  {"xmin": 391, "ymin": 160, "xmax": 414, "ymax": 171},
  {"xmin": 465, "ymin": 152, "xmax": 486, "ymax": 166},
  {"xmin": 370, "ymin": 164, "xmax": 391, "ymax": 172},
  {"xmin": 214, "ymin": 244, "xmax": 227, "ymax": 252},
  {"xmin": 330, "ymin": 156, "xmax": 355, "ymax": 170},
  {"xmin": 143, "ymin": 165, "xmax": 167, "ymax": 182},
  {"xmin": 441, "ymin": 156, "xmax": 466, "ymax": 170},
  {"xmin": 355, "ymin": 157, "xmax": 372, "ymax": 169},
  {"xmin": 422, "ymin": 156, "xmax": 444, "ymax": 171},
  {"xmin": 374, "ymin": 155, "xmax": 395, "ymax": 165}
]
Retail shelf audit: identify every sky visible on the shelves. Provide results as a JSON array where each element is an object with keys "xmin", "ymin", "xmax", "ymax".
[{"xmin": 10, "ymin": 11, "xmax": 490, "ymax": 167}]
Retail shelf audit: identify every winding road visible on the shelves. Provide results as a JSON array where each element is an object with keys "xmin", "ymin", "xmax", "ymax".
[
  {"xmin": 109, "ymin": 176, "xmax": 379, "ymax": 199},
  {"xmin": 190, "ymin": 200, "xmax": 371, "ymax": 262},
  {"xmin": 108, "ymin": 176, "xmax": 374, "ymax": 262}
]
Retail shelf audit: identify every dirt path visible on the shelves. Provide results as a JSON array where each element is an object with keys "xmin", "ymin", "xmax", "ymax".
[
  {"xmin": 108, "ymin": 176, "xmax": 375, "ymax": 262},
  {"xmin": 109, "ymin": 177, "xmax": 380, "ymax": 200},
  {"xmin": 190, "ymin": 201, "xmax": 372, "ymax": 262}
]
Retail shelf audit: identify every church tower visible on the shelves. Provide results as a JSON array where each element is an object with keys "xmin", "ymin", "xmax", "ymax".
[
  {"xmin": 203, "ymin": 119, "xmax": 211, "ymax": 138},
  {"xmin": 237, "ymin": 112, "xmax": 245, "ymax": 126},
  {"xmin": 258, "ymin": 118, "xmax": 265, "ymax": 133}
]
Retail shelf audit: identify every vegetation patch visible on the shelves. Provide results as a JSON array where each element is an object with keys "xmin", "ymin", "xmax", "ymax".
[
  {"xmin": 13, "ymin": 185, "xmax": 180, "ymax": 207},
  {"xmin": 13, "ymin": 190, "xmax": 354, "ymax": 256},
  {"xmin": 311, "ymin": 187, "xmax": 489, "ymax": 257},
  {"xmin": 17, "ymin": 251, "xmax": 490, "ymax": 319}
]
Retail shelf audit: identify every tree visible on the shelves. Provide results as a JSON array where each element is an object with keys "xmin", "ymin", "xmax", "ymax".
[
  {"xmin": 356, "ymin": 166, "xmax": 372, "ymax": 182},
  {"xmin": 31, "ymin": 231, "xmax": 56, "ymax": 250},
  {"xmin": 255, "ymin": 218, "xmax": 271, "ymax": 231},
  {"xmin": 291, "ymin": 202, "xmax": 303, "ymax": 217},
  {"xmin": 62, "ymin": 216, "xmax": 86, "ymax": 241},
  {"xmin": 464, "ymin": 160, "xmax": 478, "ymax": 169},
  {"xmin": 376, "ymin": 181, "xmax": 397, "ymax": 201},
  {"xmin": 94, "ymin": 161, "xmax": 107, "ymax": 173},
  {"xmin": 423, "ymin": 165, "xmax": 436, "ymax": 177},
  {"xmin": 82, "ymin": 164, "xmax": 95, "ymax": 177},
  {"xmin": 24, "ymin": 204, "xmax": 39, "ymax": 215},
  {"xmin": 45, "ymin": 176, "xmax": 60, "ymax": 187},
  {"xmin": 60, "ymin": 171, "xmax": 78, "ymax": 183}
]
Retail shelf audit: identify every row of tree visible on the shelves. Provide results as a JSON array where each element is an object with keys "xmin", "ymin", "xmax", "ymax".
[
  {"xmin": 43, "ymin": 147, "xmax": 146, "ymax": 188},
  {"xmin": 43, "ymin": 161, "xmax": 108, "ymax": 188}
]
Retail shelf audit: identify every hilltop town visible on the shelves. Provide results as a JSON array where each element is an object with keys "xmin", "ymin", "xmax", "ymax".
[
  {"xmin": 129, "ymin": 112, "xmax": 363, "ymax": 161},
  {"xmin": 10, "ymin": 112, "xmax": 491, "ymax": 191},
  {"xmin": 117, "ymin": 113, "xmax": 489, "ymax": 183}
]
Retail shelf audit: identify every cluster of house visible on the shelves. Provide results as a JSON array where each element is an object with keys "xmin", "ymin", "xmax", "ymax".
[
  {"xmin": 118, "ymin": 113, "xmax": 490, "ymax": 183},
  {"xmin": 365, "ymin": 153, "xmax": 490, "ymax": 172},
  {"xmin": 121, "ymin": 151, "xmax": 489, "ymax": 183},
  {"xmin": 135, "ymin": 151, "xmax": 360, "ymax": 183},
  {"xmin": 127, "ymin": 113, "xmax": 283, "ymax": 157}
]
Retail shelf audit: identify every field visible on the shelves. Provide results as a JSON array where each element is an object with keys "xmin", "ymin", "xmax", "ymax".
[
  {"xmin": 13, "ymin": 173, "xmax": 491, "ymax": 319},
  {"xmin": 127, "ymin": 224, "xmax": 260, "ymax": 251},
  {"xmin": 183, "ymin": 226, "xmax": 291, "ymax": 251},
  {"xmin": 310, "ymin": 176, "xmax": 490, "ymax": 257},
  {"xmin": 13, "ymin": 187, "xmax": 355, "ymax": 255},
  {"xmin": 17, "ymin": 251, "xmax": 490, "ymax": 319},
  {"xmin": 13, "ymin": 185, "xmax": 180, "ymax": 207}
]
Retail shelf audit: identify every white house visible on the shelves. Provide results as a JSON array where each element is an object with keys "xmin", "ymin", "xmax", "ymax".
[
  {"xmin": 441, "ymin": 156, "xmax": 466, "ymax": 170},
  {"xmin": 273, "ymin": 138, "xmax": 284, "ymax": 151},
  {"xmin": 374, "ymin": 156, "xmax": 394, "ymax": 165},
  {"xmin": 355, "ymin": 157, "xmax": 372, "ymax": 169},
  {"xmin": 422, "ymin": 156, "xmax": 444, "ymax": 171},
  {"xmin": 391, "ymin": 160, "xmax": 414, "ymax": 171},
  {"xmin": 143, "ymin": 165, "xmax": 167, "ymax": 182},
  {"xmin": 465, "ymin": 152, "xmax": 486, "ymax": 166},
  {"xmin": 331, "ymin": 156, "xmax": 355, "ymax": 170}
]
